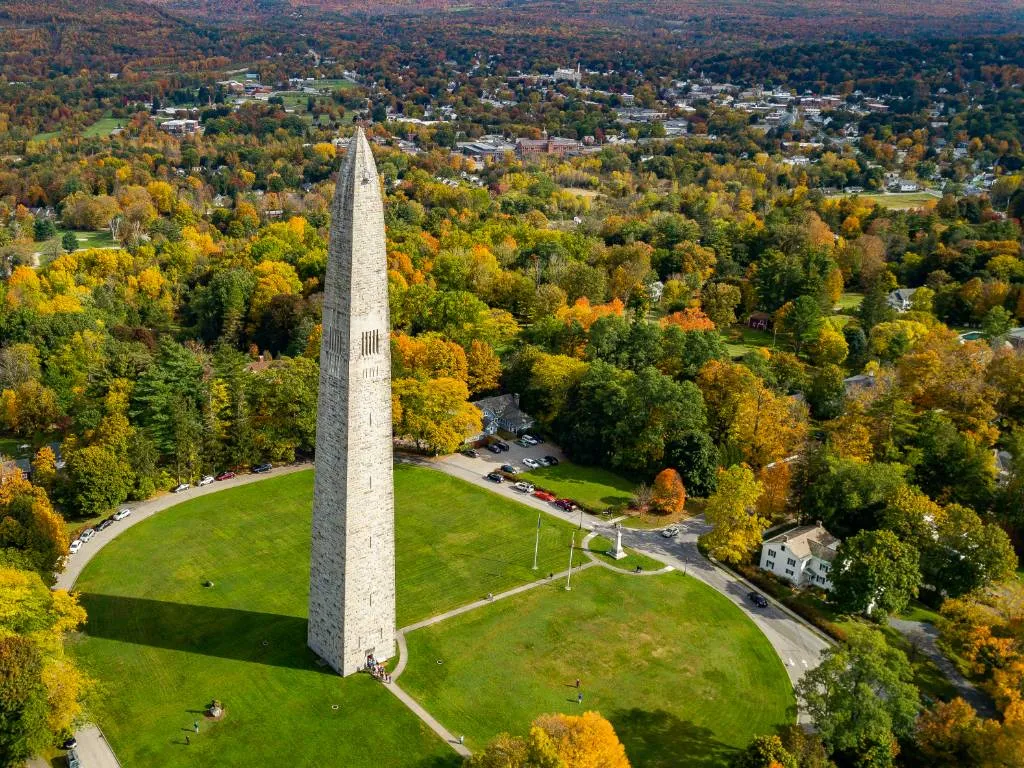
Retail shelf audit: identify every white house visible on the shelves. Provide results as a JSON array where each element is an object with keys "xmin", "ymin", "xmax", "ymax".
[
  {"xmin": 759, "ymin": 523, "xmax": 838, "ymax": 590},
  {"xmin": 887, "ymin": 287, "xmax": 917, "ymax": 312}
]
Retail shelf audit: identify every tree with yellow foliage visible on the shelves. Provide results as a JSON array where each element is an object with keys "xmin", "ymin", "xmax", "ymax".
[
  {"xmin": 392, "ymin": 377, "xmax": 482, "ymax": 455},
  {"xmin": 470, "ymin": 711, "xmax": 631, "ymax": 768},
  {"xmin": 699, "ymin": 465, "xmax": 767, "ymax": 565},
  {"xmin": 0, "ymin": 566, "xmax": 89, "ymax": 765},
  {"xmin": 467, "ymin": 340, "xmax": 502, "ymax": 395}
]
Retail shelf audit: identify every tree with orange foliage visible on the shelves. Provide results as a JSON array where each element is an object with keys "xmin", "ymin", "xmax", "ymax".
[
  {"xmin": 392, "ymin": 332, "xmax": 469, "ymax": 383},
  {"xmin": 650, "ymin": 468, "xmax": 686, "ymax": 515},
  {"xmin": 756, "ymin": 460, "xmax": 792, "ymax": 521},
  {"xmin": 466, "ymin": 339, "xmax": 501, "ymax": 395},
  {"xmin": 555, "ymin": 297, "xmax": 625, "ymax": 331},
  {"xmin": 660, "ymin": 308, "xmax": 716, "ymax": 331}
]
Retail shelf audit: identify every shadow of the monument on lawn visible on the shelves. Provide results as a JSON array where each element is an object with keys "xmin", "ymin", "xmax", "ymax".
[
  {"xmin": 609, "ymin": 708, "xmax": 737, "ymax": 768},
  {"xmin": 78, "ymin": 593, "xmax": 332, "ymax": 673}
]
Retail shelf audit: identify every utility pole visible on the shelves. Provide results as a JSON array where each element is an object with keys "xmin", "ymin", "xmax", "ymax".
[
  {"xmin": 532, "ymin": 513, "xmax": 541, "ymax": 570},
  {"xmin": 565, "ymin": 533, "xmax": 575, "ymax": 591}
]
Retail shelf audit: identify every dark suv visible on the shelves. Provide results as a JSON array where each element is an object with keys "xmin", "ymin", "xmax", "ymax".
[
  {"xmin": 252, "ymin": 463, "xmax": 273, "ymax": 474},
  {"xmin": 747, "ymin": 591, "xmax": 769, "ymax": 608}
]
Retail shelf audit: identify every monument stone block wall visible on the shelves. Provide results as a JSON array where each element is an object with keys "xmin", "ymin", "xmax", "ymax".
[{"xmin": 308, "ymin": 128, "xmax": 396, "ymax": 676}]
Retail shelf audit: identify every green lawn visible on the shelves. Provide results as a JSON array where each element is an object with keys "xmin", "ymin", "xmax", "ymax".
[
  {"xmin": 834, "ymin": 292, "xmax": 864, "ymax": 312},
  {"xmin": 82, "ymin": 117, "xmax": 124, "ymax": 138},
  {"xmin": 518, "ymin": 461, "xmax": 636, "ymax": 511},
  {"xmin": 830, "ymin": 192, "xmax": 939, "ymax": 210},
  {"xmin": 0, "ymin": 435, "xmax": 26, "ymax": 458},
  {"xmin": 68, "ymin": 465, "xmax": 578, "ymax": 767},
  {"xmin": 400, "ymin": 567, "xmax": 795, "ymax": 766},
  {"xmin": 587, "ymin": 535, "xmax": 665, "ymax": 572},
  {"xmin": 60, "ymin": 229, "xmax": 116, "ymax": 249},
  {"xmin": 721, "ymin": 326, "xmax": 776, "ymax": 358}
]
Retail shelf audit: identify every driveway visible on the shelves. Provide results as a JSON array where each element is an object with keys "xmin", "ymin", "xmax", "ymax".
[{"xmin": 430, "ymin": 450, "xmax": 831, "ymax": 690}]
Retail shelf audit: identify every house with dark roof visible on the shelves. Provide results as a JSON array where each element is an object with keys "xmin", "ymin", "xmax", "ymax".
[{"xmin": 472, "ymin": 394, "xmax": 535, "ymax": 436}]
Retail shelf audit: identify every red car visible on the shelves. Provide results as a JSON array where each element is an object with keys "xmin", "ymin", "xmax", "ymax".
[
  {"xmin": 555, "ymin": 498, "xmax": 577, "ymax": 511},
  {"xmin": 215, "ymin": 471, "xmax": 236, "ymax": 481},
  {"xmin": 533, "ymin": 491, "xmax": 556, "ymax": 502}
]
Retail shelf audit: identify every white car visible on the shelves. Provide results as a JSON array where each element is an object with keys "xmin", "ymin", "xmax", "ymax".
[
  {"xmin": 113, "ymin": 508, "xmax": 132, "ymax": 521},
  {"xmin": 661, "ymin": 525, "xmax": 680, "ymax": 539},
  {"xmin": 521, "ymin": 435, "xmax": 539, "ymax": 445},
  {"xmin": 79, "ymin": 528, "xmax": 96, "ymax": 543},
  {"xmin": 172, "ymin": 483, "xmax": 191, "ymax": 493},
  {"xmin": 512, "ymin": 481, "xmax": 536, "ymax": 494},
  {"xmin": 522, "ymin": 457, "xmax": 541, "ymax": 469},
  {"xmin": 198, "ymin": 475, "xmax": 214, "ymax": 487},
  {"xmin": 68, "ymin": 539, "xmax": 82, "ymax": 555}
]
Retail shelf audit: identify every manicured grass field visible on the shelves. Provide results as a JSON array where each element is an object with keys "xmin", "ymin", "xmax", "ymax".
[
  {"xmin": 519, "ymin": 460, "xmax": 635, "ymax": 511},
  {"xmin": 69, "ymin": 465, "xmax": 577, "ymax": 768},
  {"xmin": 61, "ymin": 229, "xmax": 116, "ymax": 249},
  {"xmin": 400, "ymin": 567, "xmax": 795, "ymax": 766},
  {"xmin": 831, "ymin": 192, "xmax": 940, "ymax": 210},
  {"xmin": 586, "ymin": 535, "xmax": 664, "ymax": 572},
  {"xmin": 834, "ymin": 292, "xmax": 864, "ymax": 312},
  {"xmin": 83, "ymin": 117, "xmax": 124, "ymax": 138}
]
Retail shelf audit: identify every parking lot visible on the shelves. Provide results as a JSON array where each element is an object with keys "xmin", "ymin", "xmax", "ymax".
[{"xmin": 435, "ymin": 437, "xmax": 599, "ymax": 526}]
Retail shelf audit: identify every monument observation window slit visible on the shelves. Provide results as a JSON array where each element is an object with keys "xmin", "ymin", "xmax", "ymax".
[{"xmin": 360, "ymin": 329, "xmax": 380, "ymax": 357}]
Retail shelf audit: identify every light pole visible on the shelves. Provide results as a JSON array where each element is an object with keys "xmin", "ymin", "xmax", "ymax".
[
  {"xmin": 532, "ymin": 513, "xmax": 541, "ymax": 570},
  {"xmin": 565, "ymin": 532, "xmax": 575, "ymax": 591}
]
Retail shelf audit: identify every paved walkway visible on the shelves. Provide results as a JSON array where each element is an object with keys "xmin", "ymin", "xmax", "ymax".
[
  {"xmin": 386, "ymin": 561, "xmax": 598, "ymax": 757},
  {"xmin": 580, "ymin": 528, "xmax": 675, "ymax": 575},
  {"xmin": 889, "ymin": 618, "xmax": 995, "ymax": 717}
]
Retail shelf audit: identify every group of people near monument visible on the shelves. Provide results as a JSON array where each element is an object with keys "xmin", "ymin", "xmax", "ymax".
[{"xmin": 366, "ymin": 654, "xmax": 392, "ymax": 683}]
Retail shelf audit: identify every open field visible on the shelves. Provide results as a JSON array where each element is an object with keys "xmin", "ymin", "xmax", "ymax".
[
  {"xmin": 68, "ymin": 465, "xmax": 577, "ymax": 767},
  {"xmin": 834, "ymin": 292, "xmax": 864, "ymax": 312},
  {"xmin": 401, "ymin": 567, "xmax": 795, "ymax": 766},
  {"xmin": 721, "ymin": 325, "xmax": 776, "ymax": 358},
  {"xmin": 61, "ymin": 229, "xmax": 116, "ymax": 249},
  {"xmin": 831, "ymin": 192, "xmax": 940, "ymax": 210},
  {"xmin": 519, "ymin": 460, "xmax": 636, "ymax": 511}
]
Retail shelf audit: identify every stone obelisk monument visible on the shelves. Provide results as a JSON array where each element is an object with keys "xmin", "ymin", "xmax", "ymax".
[{"xmin": 308, "ymin": 128, "xmax": 395, "ymax": 676}]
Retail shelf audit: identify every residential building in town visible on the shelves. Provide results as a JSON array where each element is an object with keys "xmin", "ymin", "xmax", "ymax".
[{"xmin": 759, "ymin": 523, "xmax": 839, "ymax": 590}]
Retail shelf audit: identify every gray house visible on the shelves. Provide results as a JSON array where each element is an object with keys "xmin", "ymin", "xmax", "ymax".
[{"xmin": 472, "ymin": 394, "xmax": 535, "ymax": 436}]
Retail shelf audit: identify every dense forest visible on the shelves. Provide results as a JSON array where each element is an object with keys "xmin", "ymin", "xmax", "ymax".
[{"xmin": 2, "ymin": 2, "xmax": 1024, "ymax": 767}]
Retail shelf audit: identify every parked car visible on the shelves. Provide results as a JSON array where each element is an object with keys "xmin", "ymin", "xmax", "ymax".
[
  {"xmin": 512, "ymin": 481, "xmax": 535, "ymax": 493},
  {"xmin": 215, "ymin": 471, "xmax": 236, "ymax": 481},
  {"xmin": 516, "ymin": 438, "xmax": 532, "ymax": 447},
  {"xmin": 522, "ymin": 457, "xmax": 540, "ymax": 469},
  {"xmin": 252, "ymin": 463, "xmax": 273, "ymax": 474},
  {"xmin": 198, "ymin": 475, "xmax": 215, "ymax": 486},
  {"xmin": 96, "ymin": 518, "xmax": 114, "ymax": 532},
  {"xmin": 79, "ymin": 528, "xmax": 96, "ymax": 543},
  {"xmin": 461, "ymin": 448, "xmax": 479, "ymax": 458},
  {"xmin": 172, "ymin": 483, "xmax": 191, "ymax": 493},
  {"xmin": 543, "ymin": 455, "xmax": 560, "ymax": 466},
  {"xmin": 61, "ymin": 737, "xmax": 78, "ymax": 750},
  {"xmin": 485, "ymin": 472, "xmax": 503, "ymax": 483},
  {"xmin": 68, "ymin": 539, "xmax": 82, "ymax": 555},
  {"xmin": 495, "ymin": 442, "xmax": 510, "ymax": 452},
  {"xmin": 747, "ymin": 591, "xmax": 769, "ymax": 609},
  {"xmin": 500, "ymin": 464, "xmax": 519, "ymax": 475},
  {"xmin": 554, "ymin": 498, "xmax": 577, "ymax": 511},
  {"xmin": 533, "ymin": 491, "xmax": 556, "ymax": 502},
  {"xmin": 113, "ymin": 508, "xmax": 131, "ymax": 521},
  {"xmin": 67, "ymin": 748, "xmax": 81, "ymax": 768},
  {"xmin": 521, "ymin": 434, "xmax": 540, "ymax": 445},
  {"xmin": 486, "ymin": 443, "xmax": 502, "ymax": 454},
  {"xmin": 660, "ymin": 525, "xmax": 680, "ymax": 539}
]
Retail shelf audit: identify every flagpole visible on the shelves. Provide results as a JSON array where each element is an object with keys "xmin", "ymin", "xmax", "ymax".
[
  {"xmin": 565, "ymin": 532, "xmax": 575, "ymax": 591},
  {"xmin": 532, "ymin": 513, "xmax": 541, "ymax": 570}
]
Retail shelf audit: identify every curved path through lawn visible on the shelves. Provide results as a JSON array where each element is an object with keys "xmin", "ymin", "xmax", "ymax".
[{"xmin": 432, "ymin": 453, "xmax": 832, "ymax": 691}]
